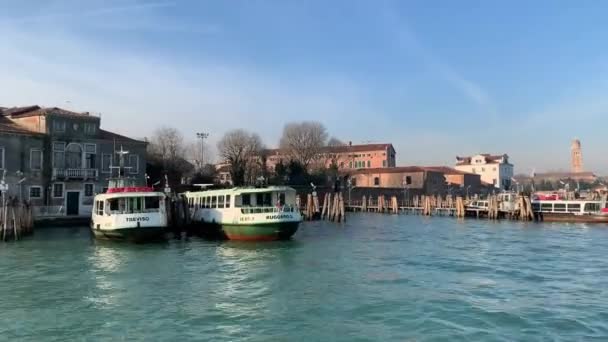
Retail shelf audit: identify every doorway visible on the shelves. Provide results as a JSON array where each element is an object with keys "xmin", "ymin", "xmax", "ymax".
[{"xmin": 66, "ymin": 191, "xmax": 80, "ymax": 216}]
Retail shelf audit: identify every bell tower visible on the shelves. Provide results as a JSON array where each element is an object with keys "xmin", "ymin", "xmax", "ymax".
[{"xmin": 571, "ymin": 139, "xmax": 583, "ymax": 173}]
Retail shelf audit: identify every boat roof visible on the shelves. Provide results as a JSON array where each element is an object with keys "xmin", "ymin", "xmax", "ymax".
[
  {"xmin": 185, "ymin": 186, "xmax": 296, "ymax": 196},
  {"xmin": 94, "ymin": 192, "xmax": 166, "ymax": 199}
]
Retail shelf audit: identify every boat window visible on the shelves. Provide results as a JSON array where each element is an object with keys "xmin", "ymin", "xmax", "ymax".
[
  {"xmin": 541, "ymin": 203, "xmax": 553, "ymax": 212},
  {"xmin": 109, "ymin": 198, "xmax": 119, "ymax": 211},
  {"xmin": 532, "ymin": 203, "xmax": 540, "ymax": 211},
  {"xmin": 218, "ymin": 195, "xmax": 225, "ymax": 208},
  {"xmin": 226, "ymin": 195, "xmax": 231, "ymax": 208},
  {"xmin": 584, "ymin": 203, "xmax": 600, "ymax": 212},
  {"xmin": 279, "ymin": 193, "xmax": 286, "ymax": 206},
  {"xmin": 554, "ymin": 203, "xmax": 566, "ymax": 212},
  {"xmin": 212, "ymin": 196, "xmax": 217, "ymax": 208},
  {"xmin": 129, "ymin": 197, "xmax": 143, "ymax": 213},
  {"xmin": 206, "ymin": 197, "xmax": 210, "ymax": 208},
  {"xmin": 144, "ymin": 196, "xmax": 160, "ymax": 211},
  {"xmin": 118, "ymin": 198, "xmax": 126, "ymax": 212},
  {"xmin": 242, "ymin": 194, "xmax": 251, "ymax": 206},
  {"xmin": 264, "ymin": 193, "xmax": 272, "ymax": 206},
  {"xmin": 256, "ymin": 193, "xmax": 264, "ymax": 206},
  {"xmin": 96, "ymin": 201, "xmax": 104, "ymax": 215},
  {"xmin": 567, "ymin": 203, "xmax": 581, "ymax": 212}
]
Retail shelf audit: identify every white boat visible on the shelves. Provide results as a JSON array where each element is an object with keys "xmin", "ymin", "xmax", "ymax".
[
  {"xmin": 532, "ymin": 197, "xmax": 608, "ymax": 223},
  {"xmin": 91, "ymin": 148, "xmax": 169, "ymax": 241},
  {"xmin": 184, "ymin": 186, "xmax": 302, "ymax": 241}
]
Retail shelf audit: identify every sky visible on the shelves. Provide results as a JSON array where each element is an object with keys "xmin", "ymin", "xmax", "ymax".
[{"xmin": 1, "ymin": 0, "xmax": 607, "ymax": 174}]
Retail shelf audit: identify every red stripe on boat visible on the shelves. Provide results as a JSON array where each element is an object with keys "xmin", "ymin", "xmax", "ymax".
[
  {"xmin": 225, "ymin": 234, "xmax": 279, "ymax": 241},
  {"xmin": 107, "ymin": 187, "xmax": 154, "ymax": 193}
]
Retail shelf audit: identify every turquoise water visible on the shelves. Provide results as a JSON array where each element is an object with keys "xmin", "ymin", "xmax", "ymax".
[{"xmin": 1, "ymin": 214, "xmax": 608, "ymax": 341}]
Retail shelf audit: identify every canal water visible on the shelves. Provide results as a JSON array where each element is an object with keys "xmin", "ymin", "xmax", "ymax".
[{"xmin": 1, "ymin": 214, "xmax": 608, "ymax": 341}]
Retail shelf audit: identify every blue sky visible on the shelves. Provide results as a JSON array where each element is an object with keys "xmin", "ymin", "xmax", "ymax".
[{"xmin": 1, "ymin": 0, "xmax": 607, "ymax": 174}]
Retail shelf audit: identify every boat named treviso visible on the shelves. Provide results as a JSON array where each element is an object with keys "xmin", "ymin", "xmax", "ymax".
[
  {"xmin": 91, "ymin": 148, "xmax": 170, "ymax": 241},
  {"xmin": 185, "ymin": 186, "xmax": 302, "ymax": 241}
]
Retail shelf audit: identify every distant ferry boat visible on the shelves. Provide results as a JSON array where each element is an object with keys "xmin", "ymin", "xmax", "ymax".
[
  {"xmin": 532, "ymin": 196, "xmax": 608, "ymax": 223},
  {"xmin": 184, "ymin": 186, "xmax": 302, "ymax": 241},
  {"xmin": 91, "ymin": 148, "xmax": 170, "ymax": 241}
]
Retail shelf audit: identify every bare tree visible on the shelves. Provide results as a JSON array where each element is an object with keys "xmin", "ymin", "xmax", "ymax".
[
  {"xmin": 217, "ymin": 129, "xmax": 264, "ymax": 186},
  {"xmin": 184, "ymin": 140, "xmax": 215, "ymax": 170},
  {"xmin": 279, "ymin": 121, "xmax": 328, "ymax": 169},
  {"xmin": 148, "ymin": 126, "xmax": 185, "ymax": 169}
]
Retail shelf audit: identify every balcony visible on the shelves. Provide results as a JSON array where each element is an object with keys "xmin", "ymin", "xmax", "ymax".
[{"xmin": 53, "ymin": 168, "xmax": 98, "ymax": 180}]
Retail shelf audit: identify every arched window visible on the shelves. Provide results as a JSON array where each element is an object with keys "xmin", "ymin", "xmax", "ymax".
[{"xmin": 66, "ymin": 143, "xmax": 83, "ymax": 169}]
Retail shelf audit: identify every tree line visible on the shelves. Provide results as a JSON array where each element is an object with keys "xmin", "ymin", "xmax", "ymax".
[{"xmin": 145, "ymin": 121, "xmax": 345, "ymax": 187}]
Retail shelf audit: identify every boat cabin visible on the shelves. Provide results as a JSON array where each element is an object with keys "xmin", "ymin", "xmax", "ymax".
[
  {"xmin": 531, "ymin": 200, "xmax": 608, "ymax": 215},
  {"xmin": 186, "ymin": 187, "xmax": 298, "ymax": 214},
  {"xmin": 94, "ymin": 194, "xmax": 164, "ymax": 216}
]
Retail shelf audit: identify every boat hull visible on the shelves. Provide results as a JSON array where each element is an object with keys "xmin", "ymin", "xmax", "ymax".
[
  {"xmin": 535, "ymin": 213, "xmax": 608, "ymax": 224},
  {"xmin": 91, "ymin": 226, "xmax": 167, "ymax": 242},
  {"xmin": 195, "ymin": 221, "xmax": 299, "ymax": 241}
]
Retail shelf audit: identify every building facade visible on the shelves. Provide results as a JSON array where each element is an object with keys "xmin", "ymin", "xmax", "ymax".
[
  {"xmin": 454, "ymin": 154, "xmax": 513, "ymax": 189},
  {"xmin": 266, "ymin": 142, "xmax": 396, "ymax": 172},
  {"xmin": 422, "ymin": 166, "xmax": 482, "ymax": 194},
  {"xmin": 0, "ymin": 106, "xmax": 147, "ymax": 218},
  {"xmin": 348, "ymin": 166, "xmax": 446, "ymax": 195}
]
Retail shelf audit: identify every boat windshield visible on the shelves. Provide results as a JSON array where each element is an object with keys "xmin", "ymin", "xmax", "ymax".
[{"xmin": 105, "ymin": 196, "xmax": 162, "ymax": 215}]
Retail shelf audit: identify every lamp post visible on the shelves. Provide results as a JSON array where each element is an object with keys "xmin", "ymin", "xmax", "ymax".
[{"xmin": 196, "ymin": 132, "xmax": 209, "ymax": 170}]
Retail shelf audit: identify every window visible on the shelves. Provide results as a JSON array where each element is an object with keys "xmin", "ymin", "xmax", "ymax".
[
  {"xmin": 129, "ymin": 155, "xmax": 139, "ymax": 174},
  {"xmin": 218, "ymin": 195, "xmax": 225, "ymax": 208},
  {"xmin": 242, "ymin": 194, "xmax": 251, "ymax": 206},
  {"xmin": 351, "ymin": 177, "xmax": 357, "ymax": 186},
  {"xmin": 144, "ymin": 196, "xmax": 160, "ymax": 211},
  {"xmin": 584, "ymin": 203, "xmax": 600, "ymax": 212},
  {"xmin": 84, "ymin": 123, "xmax": 96, "ymax": 135},
  {"xmin": 541, "ymin": 203, "xmax": 552, "ymax": 212},
  {"xmin": 53, "ymin": 142, "xmax": 65, "ymax": 169},
  {"xmin": 367, "ymin": 160, "xmax": 371, "ymax": 168},
  {"xmin": 129, "ymin": 197, "xmax": 143, "ymax": 213},
  {"xmin": 0, "ymin": 147, "xmax": 4, "ymax": 169},
  {"xmin": 374, "ymin": 177, "xmax": 380, "ymax": 186},
  {"xmin": 567, "ymin": 203, "xmax": 581, "ymax": 213},
  {"xmin": 96, "ymin": 201, "xmax": 104, "ymax": 215},
  {"xmin": 226, "ymin": 195, "xmax": 231, "ymax": 208},
  {"xmin": 554, "ymin": 203, "xmax": 566, "ymax": 212},
  {"xmin": 493, "ymin": 167, "xmax": 497, "ymax": 171},
  {"xmin": 382, "ymin": 160, "xmax": 386, "ymax": 167},
  {"xmin": 53, "ymin": 183, "xmax": 64, "ymax": 198},
  {"xmin": 482, "ymin": 168, "xmax": 486, "ymax": 172},
  {"xmin": 53, "ymin": 120, "xmax": 66, "ymax": 133},
  {"xmin": 29, "ymin": 186, "xmax": 42, "ymax": 199},
  {"xmin": 102, "ymin": 154, "xmax": 112, "ymax": 173},
  {"xmin": 84, "ymin": 144, "xmax": 96, "ymax": 169},
  {"xmin": 349, "ymin": 162, "xmax": 353, "ymax": 168},
  {"xmin": 405, "ymin": 176, "xmax": 412, "ymax": 185},
  {"xmin": 65, "ymin": 143, "xmax": 83, "ymax": 169},
  {"xmin": 30, "ymin": 149, "xmax": 42, "ymax": 170},
  {"xmin": 211, "ymin": 196, "xmax": 217, "ymax": 208},
  {"xmin": 84, "ymin": 184, "xmax": 94, "ymax": 197}
]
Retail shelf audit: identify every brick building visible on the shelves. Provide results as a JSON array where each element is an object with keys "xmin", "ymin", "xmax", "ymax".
[
  {"xmin": 0, "ymin": 106, "xmax": 146, "ymax": 218},
  {"xmin": 266, "ymin": 142, "xmax": 396, "ymax": 172},
  {"xmin": 348, "ymin": 166, "xmax": 446, "ymax": 195}
]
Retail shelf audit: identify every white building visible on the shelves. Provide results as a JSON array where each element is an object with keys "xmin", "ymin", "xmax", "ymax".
[{"xmin": 454, "ymin": 154, "xmax": 514, "ymax": 189}]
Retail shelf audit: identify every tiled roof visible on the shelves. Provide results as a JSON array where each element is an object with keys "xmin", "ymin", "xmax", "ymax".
[
  {"xmin": 98, "ymin": 129, "xmax": 146, "ymax": 144},
  {"xmin": 0, "ymin": 116, "xmax": 42, "ymax": 136},
  {"xmin": 349, "ymin": 166, "xmax": 427, "ymax": 175},
  {"xmin": 422, "ymin": 166, "xmax": 472, "ymax": 175},
  {"xmin": 456, "ymin": 154, "xmax": 507, "ymax": 165},
  {"xmin": 2, "ymin": 105, "xmax": 99, "ymax": 120}
]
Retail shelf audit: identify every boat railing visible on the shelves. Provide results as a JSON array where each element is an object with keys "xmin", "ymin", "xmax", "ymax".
[{"xmin": 240, "ymin": 206, "xmax": 298, "ymax": 214}]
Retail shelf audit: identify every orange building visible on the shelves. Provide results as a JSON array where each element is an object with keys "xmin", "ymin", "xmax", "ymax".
[{"xmin": 266, "ymin": 142, "xmax": 396, "ymax": 172}]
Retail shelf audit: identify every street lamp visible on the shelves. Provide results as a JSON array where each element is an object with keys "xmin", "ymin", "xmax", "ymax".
[{"xmin": 196, "ymin": 132, "xmax": 209, "ymax": 170}]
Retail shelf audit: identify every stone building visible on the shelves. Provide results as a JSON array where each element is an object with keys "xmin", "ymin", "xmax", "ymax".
[{"xmin": 0, "ymin": 106, "xmax": 146, "ymax": 218}]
